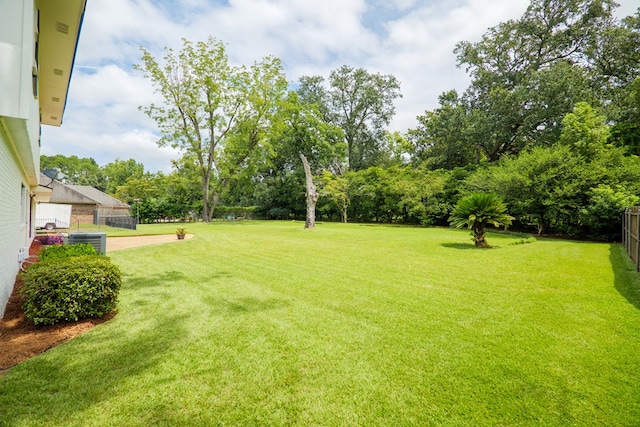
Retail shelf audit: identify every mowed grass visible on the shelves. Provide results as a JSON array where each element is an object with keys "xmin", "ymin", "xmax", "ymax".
[{"xmin": 2, "ymin": 221, "xmax": 640, "ymax": 426}]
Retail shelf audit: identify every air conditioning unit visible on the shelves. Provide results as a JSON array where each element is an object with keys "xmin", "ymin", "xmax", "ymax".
[{"xmin": 67, "ymin": 232, "xmax": 107, "ymax": 255}]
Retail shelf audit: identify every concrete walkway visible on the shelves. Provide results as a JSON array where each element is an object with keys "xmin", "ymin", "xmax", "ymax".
[{"xmin": 106, "ymin": 234, "xmax": 194, "ymax": 252}]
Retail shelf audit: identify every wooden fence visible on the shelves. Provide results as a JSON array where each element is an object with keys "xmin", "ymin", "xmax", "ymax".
[{"xmin": 623, "ymin": 207, "xmax": 640, "ymax": 271}]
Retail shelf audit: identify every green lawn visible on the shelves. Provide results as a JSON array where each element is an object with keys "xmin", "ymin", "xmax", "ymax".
[
  {"xmin": 60, "ymin": 222, "xmax": 196, "ymax": 237},
  {"xmin": 2, "ymin": 221, "xmax": 640, "ymax": 426}
]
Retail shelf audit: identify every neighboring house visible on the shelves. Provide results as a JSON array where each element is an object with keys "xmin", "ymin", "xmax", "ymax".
[
  {"xmin": 0, "ymin": 1, "xmax": 86, "ymax": 317},
  {"xmin": 41, "ymin": 174, "xmax": 130, "ymax": 226}
]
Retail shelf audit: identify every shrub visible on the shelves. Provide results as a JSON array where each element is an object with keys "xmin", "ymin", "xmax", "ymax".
[
  {"xmin": 39, "ymin": 243, "xmax": 97, "ymax": 261},
  {"xmin": 20, "ymin": 256, "xmax": 122, "ymax": 326},
  {"xmin": 578, "ymin": 184, "xmax": 639, "ymax": 241},
  {"xmin": 509, "ymin": 237, "xmax": 537, "ymax": 245}
]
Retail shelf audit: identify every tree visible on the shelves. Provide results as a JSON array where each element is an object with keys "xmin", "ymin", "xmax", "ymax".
[
  {"xmin": 113, "ymin": 173, "xmax": 163, "ymax": 203},
  {"xmin": 463, "ymin": 141, "xmax": 640, "ymax": 238},
  {"xmin": 347, "ymin": 167, "xmax": 390, "ymax": 223},
  {"xmin": 102, "ymin": 158, "xmax": 145, "ymax": 195},
  {"xmin": 449, "ymin": 193, "xmax": 513, "ymax": 248},
  {"xmin": 578, "ymin": 184, "xmax": 639, "ymax": 240},
  {"xmin": 452, "ymin": 0, "xmax": 617, "ymax": 161},
  {"xmin": 409, "ymin": 90, "xmax": 477, "ymax": 168},
  {"xmin": 299, "ymin": 153, "xmax": 319, "ymax": 228},
  {"xmin": 610, "ymin": 77, "xmax": 640, "ymax": 155},
  {"xmin": 318, "ymin": 170, "xmax": 350, "ymax": 223},
  {"xmin": 137, "ymin": 37, "xmax": 287, "ymax": 222},
  {"xmin": 298, "ymin": 66, "xmax": 402, "ymax": 171},
  {"xmin": 378, "ymin": 131, "xmax": 413, "ymax": 168},
  {"xmin": 588, "ymin": 10, "xmax": 640, "ymax": 109},
  {"xmin": 558, "ymin": 102, "xmax": 611, "ymax": 160},
  {"xmin": 271, "ymin": 91, "xmax": 345, "ymax": 228},
  {"xmin": 40, "ymin": 154, "xmax": 104, "ymax": 189},
  {"xmin": 465, "ymin": 145, "xmax": 590, "ymax": 235}
]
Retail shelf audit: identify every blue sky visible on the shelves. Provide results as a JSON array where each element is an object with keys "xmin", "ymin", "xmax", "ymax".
[{"xmin": 41, "ymin": 0, "xmax": 639, "ymax": 173}]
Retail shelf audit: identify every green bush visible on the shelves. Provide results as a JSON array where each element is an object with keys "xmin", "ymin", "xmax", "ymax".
[
  {"xmin": 509, "ymin": 237, "xmax": 537, "ymax": 245},
  {"xmin": 39, "ymin": 243, "xmax": 97, "ymax": 260},
  {"xmin": 578, "ymin": 184, "xmax": 639, "ymax": 240},
  {"xmin": 20, "ymin": 256, "xmax": 122, "ymax": 326}
]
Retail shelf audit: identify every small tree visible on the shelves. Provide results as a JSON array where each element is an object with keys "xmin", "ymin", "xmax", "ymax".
[{"xmin": 449, "ymin": 193, "xmax": 514, "ymax": 248}]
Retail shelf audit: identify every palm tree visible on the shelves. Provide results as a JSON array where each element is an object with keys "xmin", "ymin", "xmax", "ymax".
[{"xmin": 449, "ymin": 193, "xmax": 514, "ymax": 248}]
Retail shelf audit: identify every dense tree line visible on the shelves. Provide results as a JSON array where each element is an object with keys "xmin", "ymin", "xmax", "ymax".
[{"xmin": 43, "ymin": 1, "xmax": 640, "ymax": 240}]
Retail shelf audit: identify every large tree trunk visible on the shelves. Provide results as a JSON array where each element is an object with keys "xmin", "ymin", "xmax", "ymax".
[
  {"xmin": 202, "ymin": 189, "xmax": 219, "ymax": 223},
  {"xmin": 201, "ymin": 167, "xmax": 216, "ymax": 223},
  {"xmin": 300, "ymin": 153, "xmax": 319, "ymax": 229}
]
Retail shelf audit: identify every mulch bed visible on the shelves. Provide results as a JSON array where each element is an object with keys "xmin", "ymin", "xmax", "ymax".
[{"xmin": 0, "ymin": 238, "xmax": 113, "ymax": 375}]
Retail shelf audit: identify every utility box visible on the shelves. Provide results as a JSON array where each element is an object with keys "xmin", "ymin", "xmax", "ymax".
[{"xmin": 67, "ymin": 232, "xmax": 107, "ymax": 255}]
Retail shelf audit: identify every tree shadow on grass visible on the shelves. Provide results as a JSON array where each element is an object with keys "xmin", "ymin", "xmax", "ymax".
[
  {"xmin": 0, "ymin": 310, "xmax": 188, "ymax": 425},
  {"xmin": 0, "ymin": 317, "xmax": 187, "ymax": 425},
  {"xmin": 610, "ymin": 243, "xmax": 640, "ymax": 310},
  {"xmin": 123, "ymin": 270, "xmax": 188, "ymax": 290},
  {"xmin": 205, "ymin": 296, "xmax": 290, "ymax": 315},
  {"xmin": 441, "ymin": 242, "xmax": 476, "ymax": 250}
]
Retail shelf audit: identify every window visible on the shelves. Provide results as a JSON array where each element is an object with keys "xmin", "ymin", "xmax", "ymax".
[
  {"xmin": 21, "ymin": 184, "xmax": 27, "ymax": 226},
  {"xmin": 32, "ymin": 9, "xmax": 40, "ymax": 98}
]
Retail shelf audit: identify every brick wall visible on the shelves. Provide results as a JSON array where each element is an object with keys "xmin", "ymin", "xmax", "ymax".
[{"xmin": 70, "ymin": 204, "xmax": 96, "ymax": 226}]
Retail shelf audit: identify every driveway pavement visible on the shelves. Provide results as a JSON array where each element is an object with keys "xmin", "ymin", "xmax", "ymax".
[{"xmin": 106, "ymin": 234, "xmax": 193, "ymax": 252}]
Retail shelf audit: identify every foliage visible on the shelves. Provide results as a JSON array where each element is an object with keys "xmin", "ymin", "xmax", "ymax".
[
  {"xmin": 588, "ymin": 11, "xmax": 640, "ymax": 113},
  {"xmin": 610, "ymin": 77, "xmax": 640, "ymax": 155},
  {"xmin": 444, "ymin": 0, "xmax": 626, "ymax": 162},
  {"xmin": 137, "ymin": 37, "xmax": 287, "ymax": 222},
  {"xmin": 409, "ymin": 90, "xmax": 476, "ymax": 169},
  {"xmin": 578, "ymin": 184, "xmax": 639, "ymax": 240},
  {"xmin": 378, "ymin": 131, "xmax": 413, "ymax": 167},
  {"xmin": 102, "ymin": 158, "xmax": 145, "ymax": 195},
  {"xmin": 298, "ymin": 66, "xmax": 402, "ymax": 170},
  {"xmin": 37, "ymin": 234, "xmax": 64, "ymax": 245},
  {"xmin": 318, "ymin": 170, "xmax": 350, "ymax": 223},
  {"xmin": 39, "ymin": 243, "xmax": 97, "ymax": 261},
  {"xmin": 344, "ymin": 166, "xmax": 450, "ymax": 225},
  {"xmin": 176, "ymin": 228, "xmax": 187, "ymax": 236},
  {"xmin": 20, "ymin": 256, "xmax": 121, "ymax": 325},
  {"xmin": 465, "ymin": 141, "xmax": 640, "ymax": 239},
  {"xmin": 40, "ymin": 154, "xmax": 105, "ymax": 190},
  {"xmin": 558, "ymin": 102, "xmax": 611, "ymax": 160},
  {"xmin": 250, "ymin": 166, "xmax": 307, "ymax": 221},
  {"xmin": 449, "ymin": 193, "xmax": 514, "ymax": 248},
  {"xmin": 509, "ymin": 236, "xmax": 537, "ymax": 246},
  {"xmin": 270, "ymin": 90, "xmax": 347, "ymax": 228},
  {"xmin": 213, "ymin": 206, "xmax": 257, "ymax": 220}
]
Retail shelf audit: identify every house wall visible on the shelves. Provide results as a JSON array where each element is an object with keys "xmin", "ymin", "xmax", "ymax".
[
  {"xmin": 0, "ymin": 1, "xmax": 35, "ymax": 121},
  {"xmin": 0, "ymin": 125, "xmax": 32, "ymax": 318},
  {"xmin": 0, "ymin": 1, "xmax": 39, "ymax": 318}
]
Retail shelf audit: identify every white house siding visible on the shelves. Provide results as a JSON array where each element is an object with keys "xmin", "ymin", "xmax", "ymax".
[
  {"xmin": 0, "ymin": 127, "xmax": 31, "ymax": 318},
  {"xmin": 0, "ymin": 1, "xmax": 85, "ymax": 317},
  {"xmin": 0, "ymin": 1, "xmax": 35, "ymax": 121},
  {"xmin": 0, "ymin": 1, "xmax": 37, "ymax": 318}
]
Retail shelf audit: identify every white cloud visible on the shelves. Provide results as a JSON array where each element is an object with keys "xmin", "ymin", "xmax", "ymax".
[{"xmin": 43, "ymin": 0, "xmax": 638, "ymax": 173}]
